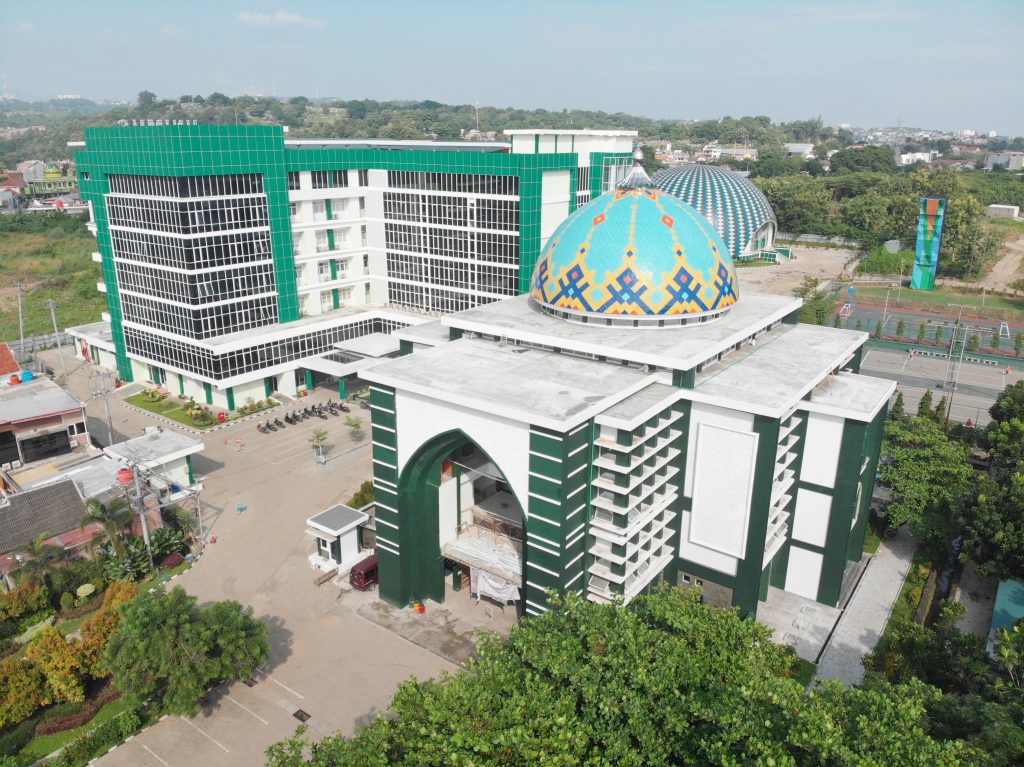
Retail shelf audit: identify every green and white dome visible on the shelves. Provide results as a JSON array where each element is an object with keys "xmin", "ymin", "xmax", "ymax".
[{"xmin": 652, "ymin": 164, "xmax": 777, "ymax": 261}]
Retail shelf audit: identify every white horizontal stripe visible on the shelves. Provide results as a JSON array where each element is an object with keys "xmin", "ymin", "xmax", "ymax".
[
  {"xmin": 526, "ymin": 531, "xmax": 560, "ymax": 548},
  {"xmin": 372, "ymin": 458, "xmax": 397, "ymax": 469},
  {"xmin": 375, "ymin": 536, "xmax": 399, "ymax": 549},
  {"xmin": 567, "ymin": 484, "xmax": 586, "ymax": 499},
  {"xmin": 373, "ymin": 500, "xmax": 397, "ymax": 513},
  {"xmin": 528, "ymin": 470, "xmax": 559, "ymax": 482},
  {"xmin": 565, "ymin": 503, "xmax": 586, "ymax": 521},
  {"xmin": 531, "ymin": 430, "xmax": 563, "ymax": 442},
  {"xmin": 369, "ymin": 404, "xmax": 394, "ymax": 415},
  {"xmin": 371, "ymin": 423, "xmax": 396, "ymax": 434},
  {"xmin": 567, "ymin": 463, "xmax": 587, "ymax": 479},
  {"xmin": 376, "ymin": 517, "xmax": 398, "ymax": 530},
  {"xmin": 565, "ymin": 532, "xmax": 585, "ymax": 550},
  {"xmin": 564, "ymin": 570, "xmax": 584, "ymax": 587},
  {"xmin": 369, "ymin": 385, "xmax": 393, "ymax": 396},
  {"xmin": 527, "ymin": 490, "xmax": 560, "ymax": 506},
  {"xmin": 567, "ymin": 522, "xmax": 586, "ymax": 541},
  {"xmin": 527, "ymin": 540, "xmax": 561, "ymax": 558},
  {"xmin": 376, "ymin": 541, "xmax": 399, "ymax": 556},
  {"xmin": 525, "ymin": 599, "xmax": 548, "ymax": 611},
  {"xmin": 564, "ymin": 551, "xmax": 585, "ymax": 571},
  {"xmin": 373, "ymin": 476, "xmax": 397, "ymax": 489},
  {"xmin": 528, "ymin": 561, "xmax": 559, "ymax": 578},
  {"xmin": 371, "ymin": 440, "xmax": 396, "ymax": 451},
  {"xmin": 568, "ymin": 442, "xmax": 588, "ymax": 458},
  {"xmin": 568, "ymin": 422, "xmax": 589, "ymax": 437},
  {"xmin": 526, "ymin": 513, "xmax": 560, "ymax": 528},
  {"xmin": 529, "ymin": 450, "xmax": 562, "ymax": 463}
]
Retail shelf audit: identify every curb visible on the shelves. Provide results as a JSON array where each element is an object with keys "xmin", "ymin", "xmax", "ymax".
[{"xmin": 119, "ymin": 400, "xmax": 280, "ymax": 435}]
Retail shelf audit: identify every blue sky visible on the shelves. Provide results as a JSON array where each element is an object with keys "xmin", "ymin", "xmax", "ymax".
[{"xmin": 2, "ymin": 0, "xmax": 1022, "ymax": 135}]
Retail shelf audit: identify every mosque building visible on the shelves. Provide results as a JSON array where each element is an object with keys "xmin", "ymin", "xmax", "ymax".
[
  {"xmin": 363, "ymin": 155, "xmax": 894, "ymax": 618},
  {"xmin": 653, "ymin": 164, "xmax": 784, "ymax": 262}
]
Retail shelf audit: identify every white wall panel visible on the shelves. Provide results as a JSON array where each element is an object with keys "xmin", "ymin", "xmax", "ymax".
[
  {"xmin": 800, "ymin": 412, "xmax": 843, "ymax": 488},
  {"xmin": 438, "ymin": 477, "xmax": 458, "ymax": 547},
  {"xmin": 784, "ymin": 546, "xmax": 823, "ymax": 600},
  {"xmin": 540, "ymin": 170, "xmax": 572, "ymax": 245},
  {"xmin": 684, "ymin": 402, "xmax": 754, "ymax": 496},
  {"xmin": 678, "ymin": 511, "xmax": 739, "ymax": 576},
  {"xmin": 395, "ymin": 390, "xmax": 531, "ymax": 518},
  {"xmin": 792, "ymin": 488, "xmax": 831, "ymax": 548},
  {"xmin": 689, "ymin": 423, "xmax": 757, "ymax": 558}
]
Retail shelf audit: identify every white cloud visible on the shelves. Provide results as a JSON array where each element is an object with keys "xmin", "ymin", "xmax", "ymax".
[{"xmin": 238, "ymin": 10, "xmax": 323, "ymax": 28}]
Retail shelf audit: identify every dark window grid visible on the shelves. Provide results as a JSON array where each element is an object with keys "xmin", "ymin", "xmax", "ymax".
[
  {"xmin": 123, "ymin": 318, "xmax": 404, "ymax": 380},
  {"xmin": 121, "ymin": 293, "xmax": 278, "ymax": 340},
  {"xmin": 107, "ymin": 196, "xmax": 269, "ymax": 236},
  {"xmin": 386, "ymin": 171, "xmax": 519, "ymax": 196},
  {"xmin": 108, "ymin": 173, "xmax": 264, "ymax": 198},
  {"xmin": 115, "ymin": 262, "xmax": 277, "ymax": 305},
  {"xmin": 110, "ymin": 229, "xmax": 273, "ymax": 270}
]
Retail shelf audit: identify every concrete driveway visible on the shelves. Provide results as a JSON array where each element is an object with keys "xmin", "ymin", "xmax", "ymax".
[{"xmin": 39, "ymin": 350, "xmax": 455, "ymax": 765}]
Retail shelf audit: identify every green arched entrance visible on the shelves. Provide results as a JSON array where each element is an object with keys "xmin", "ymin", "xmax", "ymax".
[{"xmin": 378, "ymin": 429, "xmax": 526, "ymax": 608}]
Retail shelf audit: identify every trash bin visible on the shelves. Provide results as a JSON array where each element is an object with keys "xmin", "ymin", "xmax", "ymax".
[{"xmin": 218, "ymin": 412, "xmax": 226, "ymax": 423}]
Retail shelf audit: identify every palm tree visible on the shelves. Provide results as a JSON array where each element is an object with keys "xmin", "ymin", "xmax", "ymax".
[
  {"xmin": 81, "ymin": 497, "xmax": 133, "ymax": 557},
  {"xmin": 14, "ymin": 532, "xmax": 67, "ymax": 586}
]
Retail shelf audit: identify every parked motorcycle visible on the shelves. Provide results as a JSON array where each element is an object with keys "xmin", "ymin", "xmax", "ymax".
[
  {"xmin": 256, "ymin": 422, "xmax": 267, "ymax": 434},
  {"xmin": 265, "ymin": 419, "xmax": 277, "ymax": 432},
  {"xmin": 339, "ymin": 401, "xmax": 350, "ymax": 413},
  {"xmin": 275, "ymin": 417, "xmax": 285, "ymax": 428}
]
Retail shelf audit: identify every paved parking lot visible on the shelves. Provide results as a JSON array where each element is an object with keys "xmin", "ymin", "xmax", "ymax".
[
  {"xmin": 40, "ymin": 350, "xmax": 456, "ymax": 766},
  {"xmin": 860, "ymin": 346, "xmax": 1018, "ymax": 426}
]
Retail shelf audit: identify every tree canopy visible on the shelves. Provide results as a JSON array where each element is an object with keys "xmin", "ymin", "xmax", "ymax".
[
  {"xmin": 266, "ymin": 587, "xmax": 971, "ymax": 766},
  {"xmin": 104, "ymin": 586, "xmax": 269, "ymax": 715}
]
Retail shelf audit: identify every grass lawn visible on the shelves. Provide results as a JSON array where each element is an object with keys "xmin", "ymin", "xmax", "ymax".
[
  {"xmin": 863, "ymin": 516, "xmax": 886, "ymax": 555},
  {"xmin": 125, "ymin": 390, "xmax": 275, "ymax": 430},
  {"xmin": 735, "ymin": 258, "xmax": 776, "ymax": 268},
  {"xmin": 155, "ymin": 561, "xmax": 192, "ymax": 583},
  {"xmin": 854, "ymin": 284, "xmax": 1024, "ymax": 321},
  {"xmin": 16, "ymin": 696, "xmax": 133, "ymax": 763},
  {"xmin": 0, "ymin": 225, "xmax": 107, "ymax": 341},
  {"xmin": 56, "ymin": 613, "xmax": 92, "ymax": 636}
]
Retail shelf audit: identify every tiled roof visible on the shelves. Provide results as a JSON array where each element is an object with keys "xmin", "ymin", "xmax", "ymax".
[
  {"xmin": 0, "ymin": 479, "xmax": 88, "ymax": 555},
  {"xmin": 0, "ymin": 343, "xmax": 19, "ymax": 376}
]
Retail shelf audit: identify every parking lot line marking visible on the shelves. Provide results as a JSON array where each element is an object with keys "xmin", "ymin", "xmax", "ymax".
[
  {"xmin": 256, "ymin": 667, "xmax": 304, "ymax": 699},
  {"xmin": 143, "ymin": 745, "xmax": 174, "ymax": 766},
  {"xmin": 181, "ymin": 717, "xmax": 230, "ymax": 753},
  {"xmin": 225, "ymin": 693, "xmax": 269, "ymax": 724}
]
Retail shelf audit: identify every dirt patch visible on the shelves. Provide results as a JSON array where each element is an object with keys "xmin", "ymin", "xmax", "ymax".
[
  {"xmin": 737, "ymin": 246, "xmax": 855, "ymax": 296},
  {"xmin": 357, "ymin": 600, "xmax": 480, "ymax": 665}
]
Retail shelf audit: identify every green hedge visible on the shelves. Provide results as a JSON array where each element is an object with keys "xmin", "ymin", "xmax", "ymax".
[
  {"xmin": 856, "ymin": 246, "xmax": 915, "ymax": 275},
  {"xmin": 47, "ymin": 709, "xmax": 141, "ymax": 767},
  {"xmin": 0, "ymin": 719, "xmax": 36, "ymax": 758}
]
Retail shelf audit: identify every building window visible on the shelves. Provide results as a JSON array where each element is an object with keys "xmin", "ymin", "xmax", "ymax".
[
  {"xmin": 331, "ymin": 170, "xmax": 348, "ymax": 188},
  {"xmin": 313, "ymin": 200, "xmax": 326, "ymax": 221},
  {"xmin": 289, "ymin": 202, "xmax": 298, "ymax": 219},
  {"xmin": 317, "ymin": 261, "xmax": 331, "ymax": 280},
  {"xmin": 315, "ymin": 230, "xmax": 329, "ymax": 253},
  {"xmin": 288, "ymin": 172, "xmax": 300, "ymax": 191},
  {"xmin": 357, "ymin": 170, "xmax": 369, "ymax": 187}
]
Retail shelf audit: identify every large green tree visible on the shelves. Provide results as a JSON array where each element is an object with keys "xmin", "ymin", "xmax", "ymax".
[
  {"xmin": 879, "ymin": 416, "xmax": 977, "ymax": 553},
  {"xmin": 104, "ymin": 586, "xmax": 269, "ymax": 715},
  {"xmin": 267, "ymin": 587, "xmax": 970, "ymax": 766}
]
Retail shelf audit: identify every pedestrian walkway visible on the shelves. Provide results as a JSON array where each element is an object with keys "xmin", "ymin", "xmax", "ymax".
[{"xmin": 815, "ymin": 528, "xmax": 917, "ymax": 686}]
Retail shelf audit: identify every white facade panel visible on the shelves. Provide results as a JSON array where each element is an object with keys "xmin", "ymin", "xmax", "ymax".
[
  {"xmin": 678, "ymin": 510, "xmax": 739, "ymax": 576},
  {"xmin": 438, "ymin": 476, "xmax": 458, "ymax": 547},
  {"xmin": 684, "ymin": 402, "xmax": 754, "ymax": 496},
  {"xmin": 784, "ymin": 546, "xmax": 823, "ymax": 600},
  {"xmin": 689, "ymin": 423, "xmax": 757, "ymax": 558},
  {"xmin": 792, "ymin": 487, "xmax": 832, "ymax": 548},
  {"xmin": 394, "ymin": 389, "xmax": 531, "ymax": 517},
  {"xmin": 800, "ymin": 412, "xmax": 843, "ymax": 488},
  {"xmin": 539, "ymin": 170, "xmax": 572, "ymax": 246}
]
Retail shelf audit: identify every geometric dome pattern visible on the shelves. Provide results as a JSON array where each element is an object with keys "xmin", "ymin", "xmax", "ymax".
[
  {"xmin": 652, "ymin": 164, "xmax": 777, "ymax": 262},
  {"xmin": 531, "ymin": 186, "xmax": 738, "ymax": 319}
]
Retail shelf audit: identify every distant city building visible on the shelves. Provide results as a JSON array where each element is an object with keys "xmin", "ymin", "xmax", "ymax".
[
  {"xmin": 0, "ymin": 373, "xmax": 89, "ymax": 468},
  {"xmin": 68, "ymin": 125, "xmax": 635, "ymax": 409},
  {"xmin": 899, "ymin": 151, "xmax": 939, "ymax": 166},
  {"xmin": 700, "ymin": 142, "xmax": 758, "ymax": 162},
  {"xmin": 985, "ymin": 152, "xmax": 1024, "ymax": 171},
  {"xmin": 783, "ymin": 143, "xmax": 815, "ymax": 159}
]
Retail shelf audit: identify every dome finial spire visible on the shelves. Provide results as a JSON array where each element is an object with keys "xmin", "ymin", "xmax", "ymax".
[{"xmin": 618, "ymin": 143, "xmax": 654, "ymax": 189}]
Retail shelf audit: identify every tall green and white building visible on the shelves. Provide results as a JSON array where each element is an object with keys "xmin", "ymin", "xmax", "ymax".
[{"xmin": 67, "ymin": 125, "xmax": 634, "ymax": 406}]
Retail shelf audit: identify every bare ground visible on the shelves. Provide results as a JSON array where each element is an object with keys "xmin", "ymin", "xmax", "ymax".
[{"xmin": 737, "ymin": 246, "xmax": 855, "ymax": 296}]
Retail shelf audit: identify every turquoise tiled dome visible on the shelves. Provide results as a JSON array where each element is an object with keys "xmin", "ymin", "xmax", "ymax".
[
  {"xmin": 530, "ymin": 186, "xmax": 738, "ymax": 320},
  {"xmin": 652, "ymin": 164, "xmax": 777, "ymax": 261}
]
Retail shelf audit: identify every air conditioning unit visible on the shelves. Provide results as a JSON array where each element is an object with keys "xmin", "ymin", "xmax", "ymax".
[
  {"xmin": 1, "ymin": 463, "xmax": 10, "ymax": 471},
  {"xmin": 11, "ymin": 461, "xmax": 21, "ymax": 469}
]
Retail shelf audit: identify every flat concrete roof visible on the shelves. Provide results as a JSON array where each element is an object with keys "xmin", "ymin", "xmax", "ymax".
[
  {"xmin": 17, "ymin": 455, "xmax": 122, "ymax": 501},
  {"xmin": 0, "ymin": 376, "xmax": 83, "ymax": 424},
  {"xmin": 597, "ymin": 383, "xmax": 679, "ymax": 429},
  {"xmin": 503, "ymin": 129, "xmax": 638, "ymax": 137},
  {"xmin": 364, "ymin": 337, "xmax": 655, "ymax": 430},
  {"xmin": 104, "ymin": 428, "xmax": 203, "ymax": 467},
  {"xmin": 444, "ymin": 293, "xmax": 801, "ymax": 372},
  {"xmin": 803, "ymin": 372, "xmax": 896, "ymax": 422},
  {"xmin": 692, "ymin": 323, "xmax": 866, "ymax": 418},
  {"xmin": 333, "ymin": 332, "xmax": 401, "ymax": 358},
  {"xmin": 307, "ymin": 504, "xmax": 368, "ymax": 536},
  {"xmin": 393, "ymin": 321, "xmax": 451, "ymax": 347},
  {"xmin": 66, "ymin": 321, "xmax": 115, "ymax": 349}
]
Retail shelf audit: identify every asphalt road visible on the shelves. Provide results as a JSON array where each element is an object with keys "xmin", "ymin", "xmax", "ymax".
[{"xmin": 859, "ymin": 347, "xmax": 1019, "ymax": 426}]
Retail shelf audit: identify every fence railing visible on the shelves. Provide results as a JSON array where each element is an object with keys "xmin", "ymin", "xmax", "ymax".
[
  {"xmin": 7, "ymin": 332, "xmax": 74, "ymax": 361},
  {"xmin": 777, "ymin": 232, "xmax": 861, "ymax": 248}
]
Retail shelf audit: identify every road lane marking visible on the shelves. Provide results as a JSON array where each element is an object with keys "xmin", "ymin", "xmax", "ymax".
[
  {"xmin": 181, "ymin": 717, "xmax": 230, "ymax": 753},
  {"xmin": 225, "ymin": 693, "xmax": 269, "ymax": 724},
  {"xmin": 144, "ymin": 745, "xmax": 174, "ymax": 766}
]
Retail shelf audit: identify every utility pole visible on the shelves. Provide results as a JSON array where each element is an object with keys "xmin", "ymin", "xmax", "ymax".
[
  {"xmin": 89, "ymin": 369, "xmax": 115, "ymax": 446},
  {"xmin": 46, "ymin": 299, "xmax": 67, "ymax": 384},
  {"xmin": 15, "ymin": 283, "xmax": 24, "ymax": 364},
  {"xmin": 943, "ymin": 304, "xmax": 969, "ymax": 387},
  {"xmin": 129, "ymin": 465, "xmax": 156, "ymax": 571}
]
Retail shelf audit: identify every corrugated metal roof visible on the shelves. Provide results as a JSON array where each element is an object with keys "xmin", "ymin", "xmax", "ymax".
[{"xmin": 0, "ymin": 479, "xmax": 88, "ymax": 554}]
